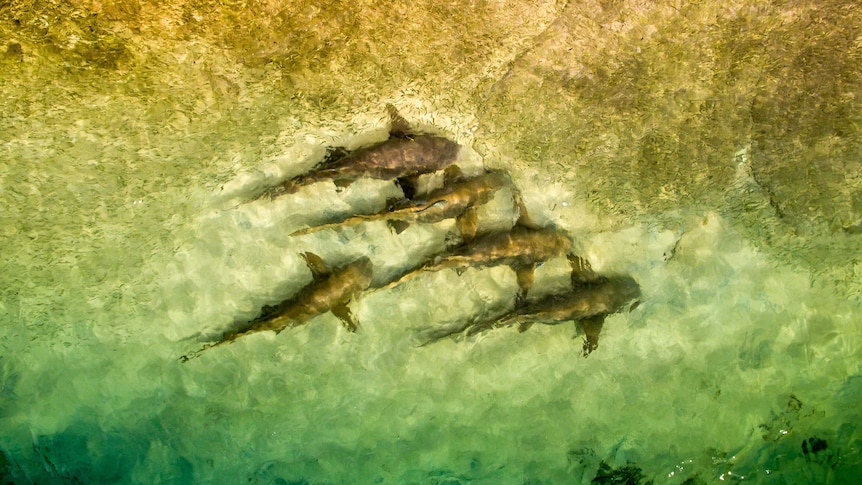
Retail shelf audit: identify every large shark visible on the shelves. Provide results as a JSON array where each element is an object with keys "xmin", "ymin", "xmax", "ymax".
[
  {"xmin": 179, "ymin": 252, "xmax": 373, "ymax": 362},
  {"xmin": 419, "ymin": 257, "xmax": 641, "ymax": 355},
  {"xmin": 289, "ymin": 168, "xmax": 512, "ymax": 241},
  {"xmin": 383, "ymin": 225, "xmax": 574, "ymax": 303},
  {"xmin": 252, "ymin": 105, "xmax": 461, "ymax": 201},
  {"xmin": 494, "ymin": 274, "xmax": 641, "ymax": 356}
]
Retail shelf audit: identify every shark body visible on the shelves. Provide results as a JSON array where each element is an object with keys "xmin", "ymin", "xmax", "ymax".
[
  {"xmin": 254, "ymin": 105, "xmax": 461, "ymax": 201},
  {"xmin": 419, "ymin": 257, "xmax": 641, "ymax": 355},
  {"xmin": 384, "ymin": 225, "xmax": 573, "ymax": 302},
  {"xmin": 290, "ymin": 169, "xmax": 511, "ymax": 239}
]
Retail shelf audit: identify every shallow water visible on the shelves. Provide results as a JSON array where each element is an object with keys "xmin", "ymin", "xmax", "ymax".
[
  {"xmin": 2, "ymin": 94, "xmax": 859, "ymax": 484},
  {"xmin": 2, "ymin": 3, "xmax": 862, "ymax": 483}
]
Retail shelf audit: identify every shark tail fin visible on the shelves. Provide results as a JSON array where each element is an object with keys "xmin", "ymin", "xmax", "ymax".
[
  {"xmin": 179, "ymin": 342, "xmax": 216, "ymax": 363},
  {"xmin": 291, "ymin": 212, "xmax": 378, "ymax": 237},
  {"xmin": 465, "ymin": 315, "xmax": 499, "ymax": 337}
]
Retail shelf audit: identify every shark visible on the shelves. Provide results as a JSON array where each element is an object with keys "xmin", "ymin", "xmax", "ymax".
[
  {"xmin": 419, "ymin": 257, "xmax": 641, "ymax": 356},
  {"xmin": 495, "ymin": 273, "xmax": 641, "ymax": 356},
  {"xmin": 252, "ymin": 105, "xmax": 461, "ymax": 201},
  {"xmin": 289, "ymin": 168, "xmax": 512, "ymax": 241},
  {"xmin": 179, "ymin": 252, "xmax": 373, "ymax": 362},
  {"xmin": 382, "ymin": 224, "xmax": 574, "ymax": 303}
]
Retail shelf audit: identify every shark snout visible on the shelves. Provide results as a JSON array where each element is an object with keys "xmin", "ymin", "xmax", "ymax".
[{"xmin": 613, "ymin": 275, "xmax": 641, "ymax": 309}]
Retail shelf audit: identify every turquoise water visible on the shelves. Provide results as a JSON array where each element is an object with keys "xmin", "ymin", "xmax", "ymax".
[{"xmin": 1, "ymin": 16, "xmax": 862, "ymax": 484}]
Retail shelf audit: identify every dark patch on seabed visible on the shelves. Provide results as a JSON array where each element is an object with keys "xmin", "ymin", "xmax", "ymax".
[
  {"xmin": 0, "ymin": 448, "xmax": 15, "ymax": 485},
  {"xmin": 590, "ymin": 461, "xmax": 654, "ymax": 485}
]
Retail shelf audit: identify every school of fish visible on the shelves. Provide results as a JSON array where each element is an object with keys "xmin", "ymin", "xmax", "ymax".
[{"xmin": 180, "ymin": 106, "xmax": 640, "ymax": 362}]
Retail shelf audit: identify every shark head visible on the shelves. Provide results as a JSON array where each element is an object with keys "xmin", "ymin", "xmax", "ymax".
[
  {"xmin": 601, "ymin": 275, "xmax": 641, "ymax": 313},
  {"xmin": 341, "ymin": 256, "xmax": 375, "ymax": 291}
]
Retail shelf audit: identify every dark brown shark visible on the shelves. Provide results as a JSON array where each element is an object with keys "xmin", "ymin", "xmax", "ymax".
[
  {"xmin": 254, "ymin": 105, "xmax": 461, "ymax": 201},
  {"xmin": 383, "ymin": 225, "xmax": 573, "ymax": 303},
  {"xmin": 420, "ymin": 260, "xmax": 641, "ymax": 355},
  {"xmin": 289, "ymin": 169, "xmax": 512, "ymax": 240},
  {"xmin": 179, "ymin": 252, "xmax": 373, "ymax": 362}
]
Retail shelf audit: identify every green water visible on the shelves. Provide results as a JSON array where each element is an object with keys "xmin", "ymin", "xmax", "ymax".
[{"xmin": 2, "ymin": 1, "xmax": 862, "ymax": 483}]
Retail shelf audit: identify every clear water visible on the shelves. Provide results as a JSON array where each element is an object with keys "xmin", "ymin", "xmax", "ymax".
[{"xmin": 2, "ymin": 3, "xmax": 861, "ymax": 484}]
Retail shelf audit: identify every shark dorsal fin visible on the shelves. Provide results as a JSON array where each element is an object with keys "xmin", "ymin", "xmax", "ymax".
[
  {"xmin": 301, "ymin": 252, "xmax": 330, "ymax": 280},
  {"xmin": 510, "ymin": 184, "xmax": 544, "ymax": 230},
  {"xmin": 386, "ymin": 104, "xmax": 412, "ymax": 139},
  {"xmin": 331, "ymin": 302, "xmax": 358, "ymax": 332}
]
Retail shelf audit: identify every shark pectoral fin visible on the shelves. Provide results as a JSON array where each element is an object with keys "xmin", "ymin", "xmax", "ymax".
[
  {"xmin": 331, "ymin": 302, "xmax": 358, "ymax": 332},
  {"xmin": 513, "ymin": 263, "xmax": 537, "ymax": 304},
  {"xmin": 517, "ymin": 322, "xmax": 534, "ymax": 333},
  {"xmin": 179, "ymin": 337, "xmax": 229, "ymax": 362},
  {"xmin": 396, "ymin": 175, "xmax": 421, "ymax": 200},
  {"xmin": 333, "ymin": 178, "xmax": 353, "ymax": 191},
  {"xmin": 442, "ymin": 164, "xmax": 465, "ymax": 185},
  {"xmin": 386, "ymin": 104, "xmax": 413, "ymax": 139},
  {"xmin": 568, "ymin": 254, "xmax": 598, "ymax": 287},
  {"xmin": 579, "ymin": 315, "xmax": 606, "ymax": 357},
  {"xmin": 302, "ymin": 252, "xmax": 331, "ymax": 280},
  {"xmin": 387, "ymin": 220, "xmax": 411, "ymax": 234},
  {"xmin": 456, "ymin": 207, "xmax": 479, "ymax": 243}
]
